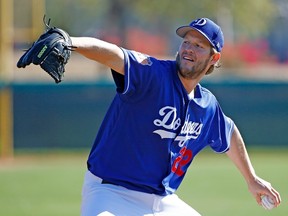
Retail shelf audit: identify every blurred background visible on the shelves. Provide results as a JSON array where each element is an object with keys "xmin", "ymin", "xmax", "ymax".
[
  {"xmin": 0, "ymin": 0, "xmax": 287, "ymax": 215},
  {"xmin": 0, "ymin": 0, "xmax": 287, "ymax": 154}
]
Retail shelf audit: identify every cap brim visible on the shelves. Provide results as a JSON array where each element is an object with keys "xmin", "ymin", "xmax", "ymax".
[{"xmin": 176, "ymin": 26, "xmax": 215, "ymax": 49}]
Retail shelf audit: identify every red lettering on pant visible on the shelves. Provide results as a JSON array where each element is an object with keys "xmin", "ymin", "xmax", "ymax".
[{"xmin": 171, "ymin": 147, "xmax": 193, "ymax": 176}]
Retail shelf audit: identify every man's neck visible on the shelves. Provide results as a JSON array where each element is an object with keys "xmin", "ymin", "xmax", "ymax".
[{"xmin": 178, "ymin": 74, "xmax": 199, "ymax": 94}]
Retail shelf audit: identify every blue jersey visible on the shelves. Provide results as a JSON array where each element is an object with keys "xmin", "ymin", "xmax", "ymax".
[{"xmin": 87, "ymin": 49, "xmax": 234, "ymax": 195}]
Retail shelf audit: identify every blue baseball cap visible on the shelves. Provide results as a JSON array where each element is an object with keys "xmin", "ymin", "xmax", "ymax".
[{"xmin": 176, "ymin": 18, "xmax": 224, "ymax": 52}]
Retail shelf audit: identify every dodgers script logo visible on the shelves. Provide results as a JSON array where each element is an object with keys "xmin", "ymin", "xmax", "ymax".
[{"xmin": 153, "ymin": 106, "xmax": 203, "ymax": 147}]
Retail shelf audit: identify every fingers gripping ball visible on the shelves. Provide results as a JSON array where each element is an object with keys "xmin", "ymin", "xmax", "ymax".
[
  {"xmin": 261, "ymin": 195, "xmax": 275, "ymax": 210},
  {"xmin": 17, "ymin": 16, "xmax": 75, "ymax": 83}
]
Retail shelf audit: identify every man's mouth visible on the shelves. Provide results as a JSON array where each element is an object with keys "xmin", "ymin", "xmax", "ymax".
[{"xmin": 183, "ymin": 56, "xmax": 195, "ymax": 62}]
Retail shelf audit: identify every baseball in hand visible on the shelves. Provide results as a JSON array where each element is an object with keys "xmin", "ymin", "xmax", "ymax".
[{"xmin": 261, "ymin": 195, "xmax": 275, "ymax": 210}]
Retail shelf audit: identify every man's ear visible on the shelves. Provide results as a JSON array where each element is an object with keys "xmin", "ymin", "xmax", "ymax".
[{"xmin": 211, "ymin": 52, "xmax": 221, "ymax": 64}]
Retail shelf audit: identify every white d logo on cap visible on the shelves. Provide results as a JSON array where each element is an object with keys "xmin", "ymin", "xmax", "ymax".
[{"xmin": 193, "ymin": 18, "xmax": 207, "ymax": 26}]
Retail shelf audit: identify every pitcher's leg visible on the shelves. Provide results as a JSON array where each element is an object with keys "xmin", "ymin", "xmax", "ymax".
[
  {"xmin": 81, "ymin": 171, "xmax": 155, "ymax": 216},
  {"xmin": 153, "ymin": 194, "xmax": 201, "ymax": 216}
]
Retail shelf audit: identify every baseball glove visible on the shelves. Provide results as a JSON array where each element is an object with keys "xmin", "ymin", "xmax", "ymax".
[{"xmin": 17, "ymin": 16, "xmax": 74, "ymax": 83}]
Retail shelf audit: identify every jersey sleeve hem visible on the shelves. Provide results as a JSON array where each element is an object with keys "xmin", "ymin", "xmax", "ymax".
[{"xmin": 213, "ymin": 118, "xmax": 235, "ymax": 154}]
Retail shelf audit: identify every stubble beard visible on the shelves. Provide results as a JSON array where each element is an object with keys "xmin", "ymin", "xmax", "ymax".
[{"xmin": 176, "ymin": 53, "xmax": 210, "ymax": 80}]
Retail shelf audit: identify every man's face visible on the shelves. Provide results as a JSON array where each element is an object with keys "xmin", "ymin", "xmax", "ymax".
[{"xmin": 176, "ymin": 30, "xmax": 214, "ymax": 79}]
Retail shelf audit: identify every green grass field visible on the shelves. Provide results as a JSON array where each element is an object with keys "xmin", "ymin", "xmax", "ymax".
[{"xmin": 0, "ymin": 149, "xmax": 287, "ymax": 216}]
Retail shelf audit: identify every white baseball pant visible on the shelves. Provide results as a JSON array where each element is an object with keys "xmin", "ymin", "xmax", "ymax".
[{"xmin": 81, "ymin": 171, "xmax": 201, "ymax": 216}]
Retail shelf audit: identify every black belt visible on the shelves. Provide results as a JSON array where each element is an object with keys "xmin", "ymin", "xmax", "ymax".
[{"xmin": 101, "ymin": 179, "xmax": 118, "ymax": 185}]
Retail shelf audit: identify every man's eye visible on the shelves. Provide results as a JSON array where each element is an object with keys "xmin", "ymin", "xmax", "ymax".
[{"xmin": 195, "ymin": 43, "xmax": 204, "ymax": 49}]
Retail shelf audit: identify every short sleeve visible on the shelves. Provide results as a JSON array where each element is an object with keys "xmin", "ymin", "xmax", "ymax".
[
  {"xmin": 110, "ymin": 48, "xmax": 175, "ymax": 104},
  {"xmin": 208, "ymin": 103, "xmax": 235, "ymax": 153}
]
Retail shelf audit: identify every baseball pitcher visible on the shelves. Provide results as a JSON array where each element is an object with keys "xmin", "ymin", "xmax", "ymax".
[{"xmin": 17, "ymin": 17, "xmax": 281, "ymax": 216}]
